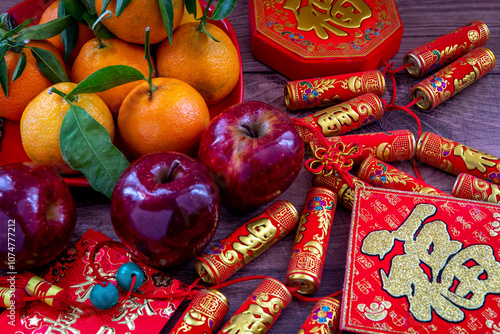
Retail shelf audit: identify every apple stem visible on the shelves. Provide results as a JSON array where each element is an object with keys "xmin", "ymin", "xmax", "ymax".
[
  {"xmin": 162, "ymin": 160, "xmax": 180, "ymax": 184},
  {"xmin": 240, "ymin": 122, "xmax": 259, "ymax": 138}
]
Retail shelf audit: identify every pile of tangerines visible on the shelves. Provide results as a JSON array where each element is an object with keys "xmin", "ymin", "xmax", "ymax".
[{"xmin": 0, "ymin": 0, "xmax": 240, "ymax": 175}]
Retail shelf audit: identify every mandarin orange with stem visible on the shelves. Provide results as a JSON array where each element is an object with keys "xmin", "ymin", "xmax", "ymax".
[
  {"xmin": 39, "ymin": 0, "xmax": 94, "ymax": 66},
  {"xmin": 0, "ymin": 40, "xmax": 66, "ymax": 121},
  {"xmin": 118, "ymin": 77, "xmax": 209, "ymax": 157},
  {"xmin": 71, "ymin": 37, "xmax": 151, "ymax": 116},
  {"xmin": 156, "ymin": 21, "xmax": 240, "ymax": 106},
  {"xmin": 94, "ymin": 0, "xmax": 184, "ymax": 44},
  {"xmin": 20, "ymin": 82, "xmax": 115, "ymax": 175}
]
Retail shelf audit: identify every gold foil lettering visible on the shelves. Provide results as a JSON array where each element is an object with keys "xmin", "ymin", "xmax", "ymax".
[
  {"xmin": 184, "ymin": 309, "xmax": 207, "ymax": 326},
  {"xmin": 453, "ymin": 144, "xmax": 497, "ymax": 173},
  {"xmin": 316, "ymin": 104, "xmax": 361, "ymax": 136},
  {"xmin": 361, "ymin": 204, "xmax": 500, "ymax": 322},
  {"xmin": 221, "ymin": 304, "xmax": 274, "ymax": 334},
  {"xmin": 453, "ymin": 64, "xmax": 480, "ymax": 96},
  {"xmin": 233, "ymin": 219, "xmax": 278, "ymax": 264},
  {"xmin": 284, "ymin": 0, "xmax": 372, "ymax": 40}
]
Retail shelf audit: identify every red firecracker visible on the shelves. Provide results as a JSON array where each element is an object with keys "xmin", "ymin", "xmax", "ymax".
[
  {"xmin": 452, "ymin": 173, "xmax": 500, "ymax": 204},
  {"xmin": 321, "ymin": 130, "xmax": 416, "ymax": 164},
  {"xmin": 405, "ymin": 20, "xmax": 489, "ymax": 77},
  {"xmin": 286, "ymin": 188, "xmax": 338, "ymax": 295},
  {"xmin": 358, "ymin": 156, "xmax": 450, "ymax": 196},
  {"xmin": 297, "ymin": 297, "xmax": 341, "ymax": 334},
  {"xmin": 195, "ymin": 200, "xmax": 299, "ymax": 286},
  {"xmin": 298, "ymin": 93, "xmax": 384, "ymax": 142},
  {"xmin": 411, "ymin": 47, "xmax": 496, "ymax": 111},
  {"xmin": 0, "ymin": 287, "xmax": 27, "ymax": 308},
  {"xmin": 285, "ymin": 70, "xmax": 385, "ymax": 111},
  {"xmin": 219, "ymin": 278, "xmax": 292, "ymax": 334},
  {"xmin": 416, "ymin": 131, "xmax": 500, "ymax": 184},
  {"xmin": 169, "ymin": 289, "xmax": 229, "ymax": 334},
  {"xmin": 312, "ymin": 173, "xmax": 367, "ymax": 210}
]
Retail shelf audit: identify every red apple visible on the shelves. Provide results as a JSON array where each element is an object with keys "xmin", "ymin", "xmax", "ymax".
[
  {"xmin": 198, "ymin": 101, "xmax": 304, "ymax": 211},
  {"xmin": 110, "ymin": 152, "xmax": 220, "ymax": 268},
  {"xmin": 0, "ymin": 162, "xmax": 76, "ymax": 271}
]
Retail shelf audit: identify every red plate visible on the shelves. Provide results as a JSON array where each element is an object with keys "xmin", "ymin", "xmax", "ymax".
[{"xmin": 1, "ymin": 0, "xmax": 244, "ymax": 187}]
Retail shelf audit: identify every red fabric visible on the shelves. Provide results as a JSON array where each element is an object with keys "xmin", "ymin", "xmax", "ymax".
[{"xmin": 0, "ymin": 229, "xmax": 186, "ymax": 334}]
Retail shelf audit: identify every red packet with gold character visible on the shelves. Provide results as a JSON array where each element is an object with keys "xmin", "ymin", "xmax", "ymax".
[
  {"xmin": 0, "ymin": 229, "xmax": 186, "ymax": 334},
  {"xmin": 342, "ymin": 187, "xmax": 500, "ymax": 333}
]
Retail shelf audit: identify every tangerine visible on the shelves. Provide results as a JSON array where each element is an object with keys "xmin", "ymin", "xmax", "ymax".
[
  {"xmin": 156, "ymin": 22, "xmax": 240, "ymax": 105},
  {"xmin": 0, "ymin": 40, "xmax": 66, "ymax": 121},
  {"xmin": 39, "ymin": 0, "xmax": 95, "ymax": 66},
  {"xmin": 95, "ymin": 0, "xmax": 185, "ymax": 44},
  {"xmin": 118, "ymin": 77, "xmax": 209, "ymax": 157},
  {"xmin": 20, "ymin": 82, "xmax": 115, "ymax": 175},
  {"xmin": 71, "ymin": 37, "xmax": 150, "ymax": 116}
]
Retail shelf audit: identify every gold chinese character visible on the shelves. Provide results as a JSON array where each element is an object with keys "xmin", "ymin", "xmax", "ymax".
[
  {"xmin": 453, "ymin": 143, "xmax": 497, "ymax": 174},
  {"xmin": 221, "ymin": 304, "xmax": 273, "ymax": 334},
  {"xmin": 233, "ymin": 219, "xmax": 277, "ymax": 264},
  {"xmin": 284, "ymin": 0, "xmax": 372, "ymax": 39},
  {"xmin": 362, "ymin": 203, "xmax": 500, "ymax": 322}
]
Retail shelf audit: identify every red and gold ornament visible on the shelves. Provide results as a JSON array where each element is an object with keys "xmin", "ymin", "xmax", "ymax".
[
  {"xmin": 219, "ymin": 278, "xmax": 292, "ymax": 334},
  {"xmin": 358, "ymin": 156, "xmax": 450, "ymax": 196},
  {"xmin": 285, "ymin": 70, "xmax": 385, "ymax": 111},
  {"xmin": 405, "ymin": 20, "xmax": 489, "ymax": 77},
  {"xmin": 416, "ymin": 131, "xmax": 500, "ymax": 183},
  {"xmin": 169, "ymin": 288, "xmax": 229, "ymax": 334},
  {"xmin": 298, "ymin": 93, "xmax": 384, "ymax": 142},
  {"xmin": 195, "ymin": 200, "xmax": 299, "ymax": 286},
  {"xmin": 286, "ymin": 187, "xmax": 338, "ymax": 295},
  {"xmin": 312, "ymin": 173, "xmax": 367, "ymax": 210},
  {"xmin": 452, "ymin": 173, "xmax": 500, "ymax": 204},
  {"xmin": 322, "ymin": 130, "xmax": 416, "ymax": 165},
  {"xmin": 297, "ymin": 297, "xmax": 341, "ymax": 334},
  {"xmin": 411, "ymin": 47, "xmax": 496, "ymax": 111}
]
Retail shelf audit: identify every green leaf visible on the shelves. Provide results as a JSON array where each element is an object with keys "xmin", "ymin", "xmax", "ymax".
[
  {"xmin": 66, "ymin": 65, "xmax": 145, "ymax": 98},
  {"xmin": 116, "ymin": 0, "xmax": 132, "ymax": 17},
  {"xmin": 57, "ymin": 0, "xmax": 78, "ymax": 61},
  {"xmin": 20, "ymin": 15, "xmax": 72, "ymax": 40},
  {"xmin": 184, "ymin": 0, "xmax": 197, "ymax": 17},
  {"xmin": 81, "ymin": 0, "xmax": 96, "ymax": 15},
  {"xmin": 30, "ymin": 46, "xmax": 69, "ymax": 83},
  {"xmin": 61, "ymin": 20, "xmax": 79, "ymax": 61},
  {"xmin": 0, "ymin": 58, "xmax": 8, "ymax": 97},
  {"xmin": 101, "ymin": 0, "xmax": 112, "ymax": 14},
  {"xmin": 211, "ymin": 0, "xmax": 237, "ymax": 20},
  {"xmin": 61, "ymin": 0, "xmax": 86, "ymax": 23},
  {"xmin": 158, "ymin": 0, "xmax": 174, "ymax": 43},
  {"xmin": 1, "ymin": 18, "xmax": 34, "ymax": 41},
  {"xmin": 0, "ymin": 42, "xmax": 8, "ymax": 60},
  {"xmin": 60, "ymin": 105, "xmax": 129, "ymax": 199},
  {"xmin": 11, "ymin": 52, "xmax": 26, "ymax": 82}
]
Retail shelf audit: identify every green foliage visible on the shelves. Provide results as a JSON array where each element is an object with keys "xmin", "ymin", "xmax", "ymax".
[
  {"xmin": 60, "ymin": 104, "xmax": 129, "ymax": 199},
  {"xmin": 30, "ymin": 46, "xmax": 70, "ymax": 83}
]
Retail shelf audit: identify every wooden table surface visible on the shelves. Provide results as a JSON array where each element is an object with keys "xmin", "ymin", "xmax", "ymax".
[{"xmin": 1, "ymin": 0, "xmax": 499, "ymax": 333}]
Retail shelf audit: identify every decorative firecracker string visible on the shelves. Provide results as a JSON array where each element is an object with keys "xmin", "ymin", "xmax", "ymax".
[{"xmin": 0, "ymin": 240, "xmax": 343, "ymax": 312}]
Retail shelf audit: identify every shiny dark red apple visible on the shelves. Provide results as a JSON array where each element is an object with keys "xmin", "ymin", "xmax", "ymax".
[
  {"xmin": 198, "ymin": 101, "xmax": 304, "ymax": 211},
  {"xmin": 0, "ymin": 162, "xmax": 76, "ymax": 271},
  {"xmin": 110, "ymin": 152, "xmax": 220, "ymax": 268}
]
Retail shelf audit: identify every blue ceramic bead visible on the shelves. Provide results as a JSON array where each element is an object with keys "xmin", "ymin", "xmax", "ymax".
[
  {"xmin": 89, "ymin": 282, "xmax": 119, "ymax": 310},
  {"xmin": 116, "ymin": 262, "xmax": 144, "ymax": 292}
]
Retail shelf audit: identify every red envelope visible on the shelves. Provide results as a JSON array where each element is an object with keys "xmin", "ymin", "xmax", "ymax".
[
  {"xmin": 0, "ymin": 229, "xmax": 186, "ymax": 334},
  {"xmin": 342, "ymin": 187, "xmax": 500, "ymax": 333}
]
